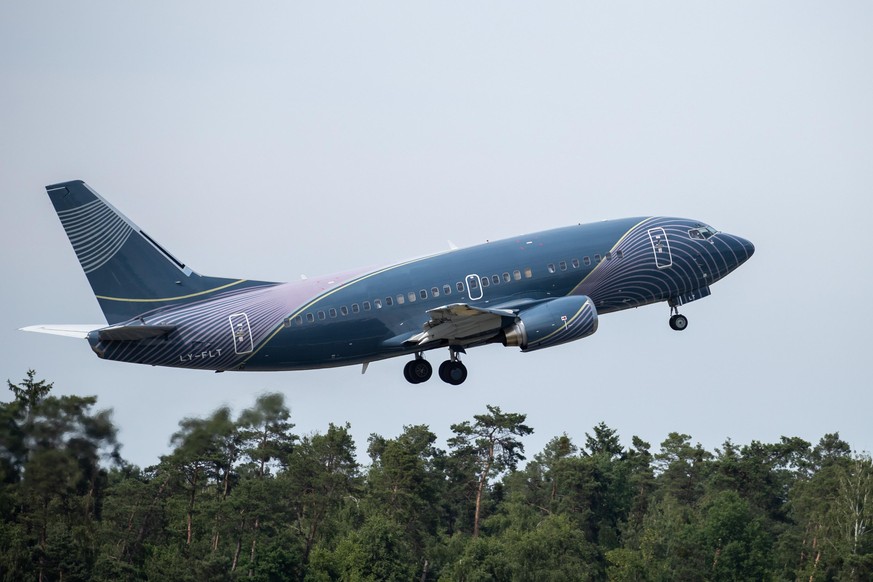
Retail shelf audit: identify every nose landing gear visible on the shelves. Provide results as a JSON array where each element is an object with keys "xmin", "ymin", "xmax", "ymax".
[{"xmin": 669, "ymin": 305, "xmax": 688, "ymax": 331}]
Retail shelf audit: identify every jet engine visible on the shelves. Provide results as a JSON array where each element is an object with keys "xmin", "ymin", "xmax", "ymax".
[{"xmin": 502, "ymin": 296, "xmax": 598, "ymax": 352}]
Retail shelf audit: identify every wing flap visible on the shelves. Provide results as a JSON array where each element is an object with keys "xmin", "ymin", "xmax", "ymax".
[{"xmin": 407, "ymin": 303, "xmax": 517, "ymax": 346}]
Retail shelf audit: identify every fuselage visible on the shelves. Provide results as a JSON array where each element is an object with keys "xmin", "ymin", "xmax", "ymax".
[{"xmin": 86, "ymin": 216, "xmax": 754, "ymax": 372}]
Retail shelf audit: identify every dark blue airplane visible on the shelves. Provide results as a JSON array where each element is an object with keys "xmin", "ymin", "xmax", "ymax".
[{"xmin": 24, "ymin": 180, "xmax": 754, "ymax": 385}]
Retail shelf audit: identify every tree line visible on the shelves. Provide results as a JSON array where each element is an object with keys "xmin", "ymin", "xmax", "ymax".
[{"xmin": 1, "ymin": 370, "xmax": 871, "ymax": 581}]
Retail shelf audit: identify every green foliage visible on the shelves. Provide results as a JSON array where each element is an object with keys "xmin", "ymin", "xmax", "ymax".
[
  {"xmin": 4, "ymin": 371, "xmax": 873, "ymax": 581},
  {"xmin": 448, "ymin": 404, "xmax": 534, "ymax": 537}
]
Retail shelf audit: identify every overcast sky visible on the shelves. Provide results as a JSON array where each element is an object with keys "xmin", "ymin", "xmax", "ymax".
[{"xmin": 2, "ymin": 2, "xmax": 871, "ymax": 468}]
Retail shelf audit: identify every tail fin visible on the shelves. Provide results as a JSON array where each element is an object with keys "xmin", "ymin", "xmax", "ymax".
[{"xmin": 46, "ymin": 180, "xmax": 268, "ymax": 324}]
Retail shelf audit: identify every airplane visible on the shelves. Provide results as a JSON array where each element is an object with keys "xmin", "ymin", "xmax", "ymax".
[{"xmin": 22, "ymin": 180, "xmax": 754, "ymax": 385}]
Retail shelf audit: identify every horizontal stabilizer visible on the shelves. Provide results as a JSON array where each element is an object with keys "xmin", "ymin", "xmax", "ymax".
[
  {"xmin": 97, "ymin": 324, "xmax": 176, "ymax": 341},
  {"xmin": 20, "ymin": 323, "xmax": 176, "ymax": 341},
  {"xmin": 20, "ymin": 324, "xmax": 103, "ymax": 339}
]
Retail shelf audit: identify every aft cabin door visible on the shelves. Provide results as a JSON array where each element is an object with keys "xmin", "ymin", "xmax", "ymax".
[
  {"xmin": 229, "ymin": 313, "xmax": 254, "ymax": 354},
  {"xmin": 647, "ymin": 228, "xmax": 673, "ymax": 269}
]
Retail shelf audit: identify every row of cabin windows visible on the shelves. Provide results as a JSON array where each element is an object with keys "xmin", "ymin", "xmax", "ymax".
[
  {"xmin": 288, "ymin": 267, "xmax": 534, "ymax": 326},
  {"xmin": 545, "ymin": 250, "xmax": 624, "ymax": 274},
  {"xmin": 287, "ymin": 252, "xmax": 622, "ymax": 327}
]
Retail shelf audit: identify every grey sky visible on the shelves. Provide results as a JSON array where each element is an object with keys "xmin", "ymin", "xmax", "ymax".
[{"xmin": 2, "ymin": 2, "xmax": 871, "ymax": 467}]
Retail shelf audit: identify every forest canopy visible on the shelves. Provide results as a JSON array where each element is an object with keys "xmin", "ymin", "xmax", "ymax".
[{"xmin": 1, "ymin": 370, "xmax": 871, "ymax": 581}]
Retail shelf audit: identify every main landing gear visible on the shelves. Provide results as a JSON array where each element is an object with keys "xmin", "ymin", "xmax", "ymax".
[
  {"xmin": 403, "ymin": 355, "xmax": 432, "ymax": 384},
  {"xmin": 669, "ymin": 305, "xmax": 688, "ymax": 331},
  {"xmin": 404, "ymin": 348, "xmax": 468, "ymax": 385}
]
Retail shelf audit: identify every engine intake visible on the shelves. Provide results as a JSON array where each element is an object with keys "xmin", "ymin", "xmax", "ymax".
[{"xmin": 502, "ymin": 296, "xmax": 598, "ymax": 352}]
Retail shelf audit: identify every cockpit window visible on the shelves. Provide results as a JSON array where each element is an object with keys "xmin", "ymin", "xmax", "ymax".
[{"xmin": 689, "ymin": 225, "xmax": 718, "ymax": 240}]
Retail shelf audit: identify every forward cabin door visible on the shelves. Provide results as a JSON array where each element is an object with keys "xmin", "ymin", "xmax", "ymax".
[{"xmin": 647, "ymin": 227, "xmax": 673, "ymax": 269}]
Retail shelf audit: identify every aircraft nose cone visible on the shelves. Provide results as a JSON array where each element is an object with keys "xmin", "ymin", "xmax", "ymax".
[{"xmin": 736, "ymin": 236, "xmax": 755, "ymax": 260}]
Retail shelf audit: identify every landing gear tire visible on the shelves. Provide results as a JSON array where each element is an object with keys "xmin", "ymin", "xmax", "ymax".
[
  {"xmin": 439, "ymin": 360, "xmax": 468, "ymax": 385},
  {"xmin": 403, "ymin": 358, "xmax": 432, "ymax": 384},
  {"xmin": 669, "ymin": 314, "xmax": 688, "ymax": 331}
]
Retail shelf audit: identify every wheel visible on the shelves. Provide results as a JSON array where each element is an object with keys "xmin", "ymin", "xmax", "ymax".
[
  {"xmin": 404, "ymin": 359, "xmax": 432, "ymax": 384},
  {"xmin": 438, "ymin": 360, "xmax": 452, "ymax": 383},
  {"xmin": 439, "ymin": 360, "xmax": 467, "ymax": 385},
  {"xmin": 669, "ymin": 314, "xmax": 688, "ymax": 331},
  {"xmin": 403, "ymin": 360, "xmax": 418, "ymax": 384}
]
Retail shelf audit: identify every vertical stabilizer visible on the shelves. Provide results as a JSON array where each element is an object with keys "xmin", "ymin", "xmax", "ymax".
[{"xmin": 45, "ymin": 180, "xmax": 268, "ymax": 324}]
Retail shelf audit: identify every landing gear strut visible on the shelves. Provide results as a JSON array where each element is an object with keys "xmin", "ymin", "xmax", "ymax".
[
  {"xmin": 669, "ymin": 304, "xmax": 688, "ymax": 331},
  {"xmin": 403, "ymin": 353, "xmax": 432, "ymax": 384},
  {"xmin": 439, "ymin": 347, "xmax": 468, "ymax": 386}
]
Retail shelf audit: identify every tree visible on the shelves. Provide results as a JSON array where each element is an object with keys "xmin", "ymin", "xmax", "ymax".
[
  {"xmin": 162, "ymin": 407, "xmax": 236, "ymax": 549},
  {"xmin": 447, "ymin": 405, "xmax": 533, "ymax": 537},
  {"xmin": 282, "ymin": 422, "xmax": 360, "ymax": 565},
  {"xmin": 654, "ymin": 432, "xmax": 712, "ymax": 506},
  {"xmin": 237, "ymin": 393, "xmax": 296, "ymax": 479},
  {"xmin": 366, "ymin": 425, "xmax": 445, "ymax": 555},
  {"xmin": 308, "ymin": 514, "xmax": 417, "ymax": 581},
  {"xmin": 788, "ymin": 450, "xmax": 873, "ymax": 581},
  {"xmin": 585, "ymin": 422, "xmax": 622, "ymax": 459},
  {"xmin": 1, "ymin": 371, "xmax": 120, "ymax": 582},
  {"xmin": 234, "ymin": 393, "xmax": 297, "ymax": 575}
]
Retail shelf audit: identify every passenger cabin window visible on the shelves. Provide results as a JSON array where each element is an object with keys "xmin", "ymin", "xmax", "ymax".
[
  {"xmin": 559, "ymin": 261, "xmax": 567, "ymax": 271},
  {"xmin": 443, "ymin": 284, "xmax": 452, "ymax": 295},
  {"xmin": 616, "ymin": 250, "xmax": 624, "ymax": 259},
  {"xmin": 571, "ymin": 258, "xmax": 579, "ymax": 268},
  {"xmin": 420, "ymin": 289, "xmax": 428, "ymax": 300},
  {"xmin": 492, "ymin": 274, "xmax": 500, "ymax": 285},
  {"xmin": 340, "ymin": 306, "xmax": 349, "ymax": 316},
  {"xmin": 547, "ymin": 263, "xmax": 556, "ymax": 274},
  {"xmin": 373, "ymin": 299, "xmax": 381, "ymax": 309},
  {"xmin": 457, "ymin": 282, "xmax": 465, "ymax": 292},
  {"xmin": 605, "ymin": 252, "xmax": 612, "ymax": 261},
  {"xmin": 432, "ymin": 287, "xmax": 440, "ymax": 297},
  {"xmin": 481, "ymin": 277, "xmax": 490, "ymax": 288},
  {"xmin": 329, "ymin": 308, "xmax": 337, "ymax": 318},
  {"xmin": 513, "ymin": 270, "xmax": 522, "ymax": 281},
  {"xmin": 317, "ymin": 311, "xmax": 326, "ymax": 320},
  {"xmin": 503, "ymin": 272, "xmax": 511, "ymax": 282},
  {"xmin": 307, "ymin": 313, "xmax": 315, "ymax": 323},
  {"xmin": 397, "ymin": 294, "xmax": 405, "ymax": 305},
  {"xmin": 594, "ymin": 254, "xmax": 601, "ymax": 263},
  {"xmin": 469, "ymin": 278, "xmax": 479, "ymax": 289},
  {"xmin": 524, "ymin": 267, "xmax": 532, "ymax": 278},
  {"xmin": 295, "ymin": 316, "xmax": 303, "ymax": 325},
  {"xmin": 408, "ymin": 292, "xmax": 417, "ymax": 302},
  {"xmin": 583, "ymin": 256, "xmax": 591, "ymax": 266},
  {"xmin": 352, "ymin": 303, "xmax": 360, "ymax": 313},
  {"xmin": 385, "ymin": 297, "xmax": 393, "ymax": 306}
]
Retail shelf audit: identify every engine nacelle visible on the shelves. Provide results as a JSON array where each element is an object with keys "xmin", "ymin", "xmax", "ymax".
[{"xmin": 502, "ymin": 296, "xmax": 598, "ymax": 352}]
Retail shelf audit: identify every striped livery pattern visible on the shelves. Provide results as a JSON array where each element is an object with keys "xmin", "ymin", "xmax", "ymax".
[{"xmin": 56, "ymin": 198, "xmax": 133, "ymax": 274}]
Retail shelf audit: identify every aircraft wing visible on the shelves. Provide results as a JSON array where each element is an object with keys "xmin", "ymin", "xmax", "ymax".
[{"xmin": 406, "ymin": 303, "xmax": 517, "ymax": 346}]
